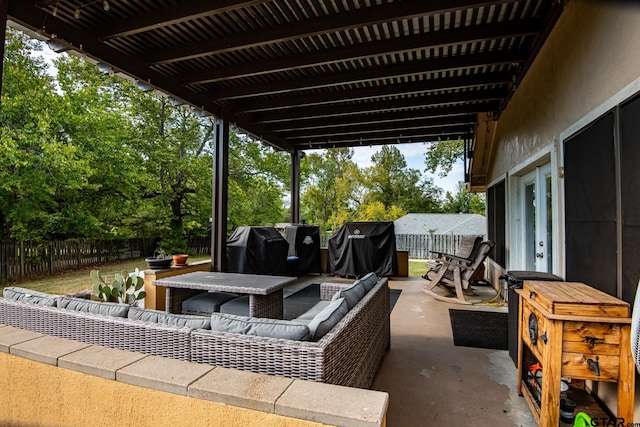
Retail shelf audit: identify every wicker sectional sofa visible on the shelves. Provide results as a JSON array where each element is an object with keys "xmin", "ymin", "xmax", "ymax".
[{"xmin": 0, "ymin": 276, "xmax": 390, "ymax": 388}]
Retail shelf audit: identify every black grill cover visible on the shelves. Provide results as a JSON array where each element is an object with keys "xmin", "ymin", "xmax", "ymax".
[
  {"xmin": 503, "ymin": 271, "xmax": 563, "ymax": 366},
  {"xmin": 284, "ymin": 225, "xmax": 322, "ymax": 275},
  {"xmin": 226, "ymin": 226, "xmax": 288, "ymax": 275},
  {"xmin": 327, "ymin": 222, "xmax": 397, "ymax": 277}
]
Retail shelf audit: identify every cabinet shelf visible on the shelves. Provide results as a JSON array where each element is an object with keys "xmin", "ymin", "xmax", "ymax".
[{"xmin": 521, "ymin": 378, "xmax": 612, "ymax": 425}]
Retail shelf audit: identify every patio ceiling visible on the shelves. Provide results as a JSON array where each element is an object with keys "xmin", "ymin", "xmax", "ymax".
[{"xmin": 7, "ymin": 0, "xmax": 564, "ymax": 176}]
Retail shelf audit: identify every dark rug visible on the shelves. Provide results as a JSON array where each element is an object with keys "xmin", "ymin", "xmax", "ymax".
[
  {"xmin": 449, "ymin": 308, "xmax": 508, "ymax": 350},
  {"xmin": 283, "ymin": 284, "xmax": 321, "ymax": 320},
  {"xmin": 284, "ymin": 284, "xmax": 403, "ymax": 320},
  {"xmin": 390, "ymin": 289, "xmax": 401, "ymax": 312}
]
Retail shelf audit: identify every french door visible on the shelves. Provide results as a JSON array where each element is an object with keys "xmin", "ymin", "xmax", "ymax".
[{"xmin": 521, "ymin": 164, "xmax": 553, "ymax": 272}]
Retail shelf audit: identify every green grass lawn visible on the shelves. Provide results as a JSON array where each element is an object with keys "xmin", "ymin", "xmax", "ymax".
[
  {"xmin": 408, "ymin": 260, "xmax": 428, "ymax": 278},
  {"xmin": 1, "ymin": 255, "xmax": 211, "ymax": 296},
  {"xmin": 4, "ymin": 255, "xmax": 428, "ymax": 297}
]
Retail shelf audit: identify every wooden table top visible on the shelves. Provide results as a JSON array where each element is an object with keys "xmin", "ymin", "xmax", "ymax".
[
  {"xmin": 520, "ymin": 280, "xmax": 630, "ymax": 319},
  {"xmin": 152, "ymin": 271, "xmax": 297, "ymax": 295}
]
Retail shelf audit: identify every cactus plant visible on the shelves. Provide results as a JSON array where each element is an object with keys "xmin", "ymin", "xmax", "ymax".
[{"xmin": 91, "ymin": 269, "xmax": 146, "ymax": 305}]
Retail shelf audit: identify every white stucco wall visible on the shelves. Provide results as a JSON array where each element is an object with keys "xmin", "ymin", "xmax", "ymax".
[{"xmin": 490, "ymin": 1, "xmax": 640, "ymax": 179}]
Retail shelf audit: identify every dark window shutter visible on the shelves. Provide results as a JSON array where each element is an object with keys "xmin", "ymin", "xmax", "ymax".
[
  {"xmin": 487, "ymin": 180, "xmax": 506, "ymax": 267},
  {"xmin": 564, "ymin": 112, "xmax": 617, "ymax": 297}
]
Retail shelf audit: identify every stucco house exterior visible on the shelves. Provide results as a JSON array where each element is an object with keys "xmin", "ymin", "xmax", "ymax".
[
  {"xmin": 469, "ymin": 2, "xmax": 640, "ymax": 417},
  {"xmin": 473, "ymin": 1, "xmax": 640, "ymax": 307}
]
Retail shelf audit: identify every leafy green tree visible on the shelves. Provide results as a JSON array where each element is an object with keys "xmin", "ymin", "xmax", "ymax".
[
  {"xmin": 0, "ymin": 30, "xmax": 101, "ymax": 240},
  {"xmin": 442, "ymin": 181, "xmax": 486, "ymax": 214},
  {"xmin": 300, "ymin": 148, "xmax": 362, "ymax": 232},
  {"xmin": 364, "ymin": 145, "xmax": 442, "ymax": 214},
  {"xmin": 124, "ymin": 91, "xmax": 216, "ymax": 252},
  {"xmin": 354, "ymin": 201, "xmax": 406, "ymax": 222},
  {"xmin": 227, "ymin": 132, "xmax": 289, "ymax": 230},
  {"xmin": 1, "ymin": 29, "xmax": 289, "ymax": 246},
  {"xmin": 424, "ymin": 139, "xmax": 464, "ymax": 178},
  {"xmin": 54, "ymin": 54, "xmax": 145, "ymax": 239}
]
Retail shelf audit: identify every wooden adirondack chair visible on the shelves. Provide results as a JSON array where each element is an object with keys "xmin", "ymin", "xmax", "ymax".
[
  {"xmin": 425, "ymin": 236, "xmax": 482, "ymax": 270},
  {"xmin": 421, "ymin": 240, "xmax": 495, "ymax": 305}
]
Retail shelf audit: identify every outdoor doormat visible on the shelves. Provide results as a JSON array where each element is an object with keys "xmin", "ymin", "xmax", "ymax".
[
  {"xmin": 448, "ymin": 308, "xmax": 508, "ymax": 350},
  {"xmin": 390, "ymin": 289, "xmax": 402, "ymax": 313},
  {"xmin": 284, "ymin": 284, "xmax": 403, "ymax": 319}
]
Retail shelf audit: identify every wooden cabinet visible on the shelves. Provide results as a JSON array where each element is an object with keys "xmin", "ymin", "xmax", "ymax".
[{"xmin": 517, "ymin": 281, "xmax": 635, "ymax": 426}]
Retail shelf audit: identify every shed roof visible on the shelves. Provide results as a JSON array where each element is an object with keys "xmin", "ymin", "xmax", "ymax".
[{"xmin": 393, "ymin": 213, "xmax": 486, "ymax": 235}]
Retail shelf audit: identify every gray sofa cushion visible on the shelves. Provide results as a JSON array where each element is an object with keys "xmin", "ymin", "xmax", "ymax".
[
  {"xmin": 57, "ymin": 296, "xmax": 130, "ymax": 317},
  {"xmin": 295, "ymin": 300, "xmax": 331, "ymax": 322},
  {"xmin": 210, "ymin": 313, "xmax": 310, "ymax": 341},
  {"xmin": 219, "ymin": 295, "xmax": 250, "ymax": 316},
  {"xmin": 357, "ymin": 272, "xmax": 379, "ymax": 292},
  {"xmin": 333, "ymin": 281, "xmax": 365, "ymax": 309},
  {"xmin": 308, "ymin": 297, "xmax": 349, "ymax": 340},
  {"xmin": 181, "ymin": 292, "xmax": 239, "ymax": 314},
  {"xmin": 2, "ymin": 287, "xmax": 58, "ymax": 307},
  {"xmin": 128, "ymin": 306, "xmax": 211, "ymax": 329}
]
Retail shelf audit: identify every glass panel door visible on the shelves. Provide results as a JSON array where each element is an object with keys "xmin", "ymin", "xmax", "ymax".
[
  {"xmin": 521, "ymin": 164, "xmax": 552, "ymax": 272},
  {"xmin": 524, "ymin": 181, "xmax": 536, "ymax": 270}
]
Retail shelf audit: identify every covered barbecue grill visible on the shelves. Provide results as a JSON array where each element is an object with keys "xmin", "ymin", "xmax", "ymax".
[
  {"xmin": 284, "ymin": 224, "xmax": 322, "ymax": 276},
  {"xmin": 226, "ymin": 226, "xmax": 288, "ymax": 276},
  {"xmin": 327, "ymin": 222, "xmax": 397, "ymax": 277}
]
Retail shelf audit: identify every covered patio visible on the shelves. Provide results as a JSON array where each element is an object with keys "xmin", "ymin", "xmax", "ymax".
[{"xmin": 7, "ymin": 1, "xmax": 634, "ymax": 426}]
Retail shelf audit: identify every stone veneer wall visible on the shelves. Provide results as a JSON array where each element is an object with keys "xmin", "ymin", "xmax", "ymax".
[{"xmin": 0, "ymin": 324, "xmax": 388, "ymax": 427}]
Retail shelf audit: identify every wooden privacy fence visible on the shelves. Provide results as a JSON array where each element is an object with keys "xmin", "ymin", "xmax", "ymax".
[
  {"xmin": 395, "ymin": 234, "xmax": 483, "ymax": 259},
  {"xmin": 1, "ymin": 233, "xmax": 481, "ymax": 282},
  {"xmin": 0, "ymin": 236, "xmax": 211, "ymax": 284}
]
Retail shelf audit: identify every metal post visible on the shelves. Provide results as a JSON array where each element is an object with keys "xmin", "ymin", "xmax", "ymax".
[
  {"xmin": 211, "ymin": 119, "xmax": 229, "ymax": 272},
  {"xmin": 290, "ymin": 149, "xmax": 301, "ymax": 224}
]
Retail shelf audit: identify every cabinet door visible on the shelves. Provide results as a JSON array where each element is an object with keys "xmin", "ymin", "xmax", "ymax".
[{"xmin": 561, "ymin": 321, "xmax": 621, "ymax": 381}]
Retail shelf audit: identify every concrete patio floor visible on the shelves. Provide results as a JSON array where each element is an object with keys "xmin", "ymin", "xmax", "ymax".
[{"xmin": 292, "ymin": 275, "xmax": 535, "ymax": 427}]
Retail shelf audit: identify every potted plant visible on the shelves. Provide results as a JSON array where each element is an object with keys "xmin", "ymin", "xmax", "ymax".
[
  {"xmin": 158, "ymin": 234, "xmax": 189, "ymax": 268},
  {"xmin": 145, "ymin": 250, "xmax": 173, "ymax": 270},
  {"xmin": 172, "ymin": 253, "xmax": 189, "ymax": 266},
  {"xmin": 91, "ymin": 269, "xmax": 146, "ymax": 305}
]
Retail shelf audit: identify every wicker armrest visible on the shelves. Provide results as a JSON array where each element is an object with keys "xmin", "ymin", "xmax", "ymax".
[
  {"xmin": 319, "ymin": 282, "xmax": 352, "ymax": 300},
  {"xmin": 0, "ymin": 298, "xmax": 193, "ymax": 361}
]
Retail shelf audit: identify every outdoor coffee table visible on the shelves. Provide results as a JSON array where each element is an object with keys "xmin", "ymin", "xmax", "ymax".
[{"xmin": 153, "ymin": 271, "xmax": 297, "ymax": 319}]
